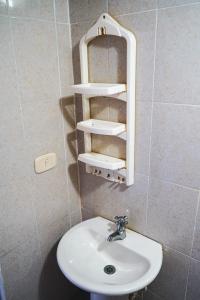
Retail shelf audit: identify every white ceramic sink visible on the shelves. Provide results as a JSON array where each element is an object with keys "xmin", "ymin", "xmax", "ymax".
[{"xmin": 57, "ymin": 217, "xmax": 162, "ymax": 297}]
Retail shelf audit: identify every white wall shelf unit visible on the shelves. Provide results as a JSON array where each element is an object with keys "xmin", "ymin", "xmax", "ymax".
[{"xmin": 71, "ymin": 13, "xmax": 136, "ymax": 186}]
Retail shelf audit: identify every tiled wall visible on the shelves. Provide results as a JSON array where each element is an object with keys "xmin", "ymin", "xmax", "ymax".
[
  {"xmin": 0, "ymin": 0, "xmax": 82, "ymax": 299},
  {"xmin": 69, "ymin": 1, "xmax": 200, "ymax": 300}
]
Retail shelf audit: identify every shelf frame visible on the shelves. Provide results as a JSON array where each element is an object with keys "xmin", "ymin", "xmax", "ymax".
[{"xmin": 78, "ymin": 13, "xmax": 136, "ymax": 186}]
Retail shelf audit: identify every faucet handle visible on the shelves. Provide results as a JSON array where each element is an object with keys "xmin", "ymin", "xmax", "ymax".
[{"xmin": 114, "ymin": 216, "xmax": 128, "ymax": 225}]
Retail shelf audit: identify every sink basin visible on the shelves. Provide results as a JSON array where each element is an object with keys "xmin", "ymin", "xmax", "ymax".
[{"xmin": 57, "ymin": 217, "xmax": 162, "ymax": 297}]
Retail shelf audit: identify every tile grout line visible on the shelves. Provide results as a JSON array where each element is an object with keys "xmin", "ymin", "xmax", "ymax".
[
  {"xmin": 150, "ymin": 175, "xmax": 200, "ymax": 193},
  {"xmin": 113, "ymin": 8, "xmax": 157, "ymax": 18},
  {"xmin": 53, "ymin": 0, "xmax": 72, "ymax": 227},
  {"xmin": 5, "ymin": 15, "xmax": 70, "ymax": 25},
  {"xmin": 70, "ymin": 18, "xmax": 97, "ymax": 26},
  {"xmin": 145, "ymin": 7, "xmax": 158, "ymax": 232},
  {"xmin": 136, "ymin": 100, "xmax": 200, "ymax": 107},
  {"xmin": 153, "ymin": 101, "xmax": 200, "ymax": 108},
  {"xmin": 162, "ymin": 243, "xmax": 200, "ymax": 263},
  {"xmin": 190, "ymin": 256, "xmax": 200, "ymax": 264},
  {"xmin": 184, "ymin": 260, "xmax": 191, "ymax": 300},
  {"xmin": 134, "ymin": 100, "xmax": 200, "ymax": 107},
  {"xmin": 9, "ymin": 15, "xmax": 58, "ymax": 23}
]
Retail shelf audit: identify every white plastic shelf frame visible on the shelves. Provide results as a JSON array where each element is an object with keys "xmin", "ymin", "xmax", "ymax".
[{"xmin": 71, "ymin": 13, "xmax": 136, "ymax": 186}]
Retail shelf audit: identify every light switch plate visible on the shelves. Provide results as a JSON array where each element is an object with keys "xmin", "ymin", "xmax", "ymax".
[{"xmin": 34, "ymin": 153, "xmax": 57, "ymax": 174}]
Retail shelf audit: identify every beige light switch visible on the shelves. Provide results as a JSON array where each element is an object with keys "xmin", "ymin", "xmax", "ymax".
[{"xmin": 34, "ymin": 153, "xmax": 57, "ymax": 174}]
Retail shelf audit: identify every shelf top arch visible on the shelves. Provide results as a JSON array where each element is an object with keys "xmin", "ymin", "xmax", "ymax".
[{"xmin": 80, "ymin": 13, "xmax": 136, "ymax": 45}]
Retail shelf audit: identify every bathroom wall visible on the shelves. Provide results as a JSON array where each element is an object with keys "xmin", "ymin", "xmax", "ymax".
[
  {"xmin": 0, "ymin": 0, "xmax": 82, "ymax": 299},
  {"xmin": 69, "ymin": 1, "xmax": 200, "ymax": 300}
]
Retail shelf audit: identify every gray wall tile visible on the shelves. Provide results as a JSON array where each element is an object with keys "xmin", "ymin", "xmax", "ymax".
[
  {"xmin": 0, "ymin": 3, "xmax": 81, "ymax": 300},
  {"xmin": 186, "ymin": 258, "xmax": 200, "ymax": 300},
  {"xmin": 67, "ymin": 158, "xmax": 81, "ymax": 213},
  {"xmin": 8, "ymin": 0, "xmax": 55, "ymax": 20},
  {"xmin": 150, "ymin": 247, "xmax": 190, "ymax": 300},
  {"xmin": 158, "ymin": 0, "xmax": 200, "ymax": 8},
  {"xmin": 147, "ymin": 178, "xmax": 198, "ymax": 254},
  {"xmin": 121, "ymin": 174, "xmax": 148, "ymax": 234},
  {"xmin": 154, "ymin": 5, "xmax": 200, "ymax": 104},
  {"xmin": 71, "ymin": 20, "xmax": 93, "ymax": 84},
  {"xmin": 0, "ymin": 0, "xmax": 7, "ymax": 15},
  {"xmin": 55, "ymin": 0, "xmax": 69, "ymax": 23},
  {"xmin": 39, "ymin": 215, "xmax": 70, "ymax": 260},
  {"xmin": 31, "ymin": 165, "xmax": 70, "ymax": 229},
  {"xmin": 1, "ymin": 237, "xmax": 41, "ymax": 300},
  {"xmin": 144, "ymin": 291, "xmax": 163, "ymax": 300},
  {"xmin": 22, "ymin": 101, "xmax": 64, "ymax": 158},
  {"xmin": 61, "ymin": 95, "xmax": 81, "ymax": 215},
  {"xmin": 71, "ymin": 210, "xmax": 82, "ymax": 226},
  {"xmin": 82, "ymin": 207, "xmax": 94, "ymax": 221},
  {"xmin": 56, "ymin": 22, "xmax": 81, "ymax": 216},
  {"xmin": 12, "ymin": 18, "xmax": 60, "ymax": 105},
  {"xmin": 108, "ymin": 0, "xmax": 157, "ymax": 16},
  {"xmin": 89, "ymin": 35, "xmax": 109, "ymax": 83},
  {"xmin": 150, "ymin": 103, "xmax": 200, "ymax": 189},
  {"xmin": 56, "ymin": 23, "xmax": 73, "ymax": 94},
  {"xmin": 72, "ymin": 25, "xmax": 110, "ymax": 85},
  {"xmin": 107, "ymin": 36, "xmax": 126, "ymax": 83},
  {"xmin": 191, "ymin": 201, "xmax": 200, "ymax": 260},
  {"xmin": 135, "ymin": 101, "xmax": 152, "ymax": 175},
  {"xmin": 0, "ymin": 179, "xmax": 38, "ymax": 257},
  {"xmin": 0, "ymin": 18, "xmax": 37, "ymax": 258},
  {"xmin": 81, "ymin": 172, "xmax": 148, "ymax": 234},
  {"xmin": 116, "ymin": 11, "xmax": 156, "ymax": 102},
  {"xmin": 0, "ymin": 16, "xmax": 28, "ymax": 186},
  {"xmin": 69, "ymin": 0, "xmax": 107, "ymax": 23}
]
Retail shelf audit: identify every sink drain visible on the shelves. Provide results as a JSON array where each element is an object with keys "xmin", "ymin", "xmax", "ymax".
[{"xmin": 104, "ymin": 265, "xmax": 116, "ymax": 275}]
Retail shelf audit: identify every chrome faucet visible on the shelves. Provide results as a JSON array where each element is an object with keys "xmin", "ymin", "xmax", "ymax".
[{"xmin": 107, "ymin": 216, "xmax": 128, "ymax": 242}]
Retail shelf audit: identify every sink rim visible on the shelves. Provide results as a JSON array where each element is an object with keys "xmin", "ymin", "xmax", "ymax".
[{"xmin": 57, "ymin": 216, "xmax": 163, "ymax": 295}]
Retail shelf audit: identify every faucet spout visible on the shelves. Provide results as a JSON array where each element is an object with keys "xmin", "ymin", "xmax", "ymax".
[
  {"xmin": 107, "ymin": 216, "xmax": 128, "ymax": 242},
  {"xmin": 107, "ymin": 230, "xmax": 126, "ymax": 242}
]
